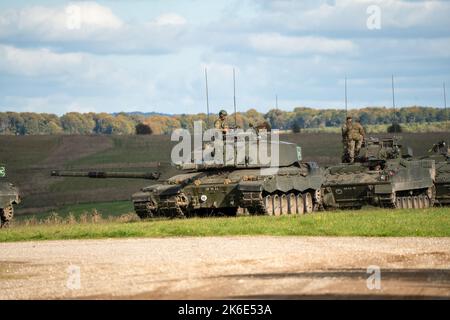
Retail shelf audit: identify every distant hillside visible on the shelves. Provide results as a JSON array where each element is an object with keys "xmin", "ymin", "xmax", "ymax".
[
  {"xmin": 0, "ymin": 106, "xmax": 448, "ymax": 135},
  {"xmin": 112, "ymin": 111, "xmax": 172, "ymax": 117}
]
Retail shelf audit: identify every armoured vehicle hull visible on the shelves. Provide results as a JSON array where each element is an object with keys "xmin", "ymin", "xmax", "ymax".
[
  {"xmin": 0, "ymin": 165, "xmax": 20, "ymax": 227},
  {"xmin": 435, "ymin": 161, "xmax": 450, "ymax": 205},
  {"xmin": 322, "ymin": 138, "xmax": 436, "ymax": 210},
  {"xmin": 132, "ymin": 163, "xmax": 324, "ymax": 218},
  {"xmin": 426, "ymin": 141, "xmax": 450, "ymax": 205}
]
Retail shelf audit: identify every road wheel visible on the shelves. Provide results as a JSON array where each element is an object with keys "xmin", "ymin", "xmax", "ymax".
[
  {"xmin": 296, "ymin": 194, "xmax": 304, "ymax": 215},
  {"xmin": 280, "ymin": 194, "xmax": 289, "ymax": 215},
  {"xmin": 423, "ymin": 196, "xmax": 430, "ymax": 208},
  {"xmin": 401, "ymin": 197, "xmax": 408, "ymax": 209},
  {"xmin": 407, "ymin": 196, "xmax": 413, "ymax": 209},
  {"xmin": 395, "ymin": 197, "xmax": 402, "ymax": 209},
  {"xmin": 288, "ymin": 193, "xmax": 297, "ymax": 214},
  {"xmin": 0, "ymin": 205, "xmax": 14, "ymax": 228},
  {"xmin": 303, "ymin": 193, "xmax": 313, "ymax": 213},
  {"xmin": 418, "ymin": 196, "xmax": 425, "ymax": 209},
  {"xmin": 265, "ymin": 195, "xmax": 273, "ymax": 216},
  {"xmin": 273, "ymin": 194, "xmax": 281, "ymax": 216},
  {"xmin": 412, "ymin": 196, "xmax": 419, "ymax": 209}
]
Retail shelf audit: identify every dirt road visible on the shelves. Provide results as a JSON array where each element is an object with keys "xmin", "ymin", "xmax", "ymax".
[{"xmin": 1, "ymin": 237, "xmax": 449, "ymax": 299}]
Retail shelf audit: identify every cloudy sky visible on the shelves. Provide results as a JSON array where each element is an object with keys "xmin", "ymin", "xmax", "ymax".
[{"xmin": 0, "ymin": 0, "xmax": 449, "ymax": 115}]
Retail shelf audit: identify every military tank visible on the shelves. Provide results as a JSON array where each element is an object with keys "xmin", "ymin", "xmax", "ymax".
[
  {"xmin": 423, "ymin": 141, "xmax": 450, "ymax": 205},
  {"xmin": 0, "ymin": 164, "xmax": 21, "ymax": 227},
  {"xmin": 52, "ymin": 131, "xmax": 324, "ymax": 218},
  {"xmin": 321, "ymin": 137, "xmax": 436, "ymax": 209}
]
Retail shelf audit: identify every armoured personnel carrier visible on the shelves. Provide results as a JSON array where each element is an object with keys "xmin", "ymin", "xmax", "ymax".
[
  {"xmin": 322, "ymin": 137, "xmax": 436, "ymax": 209},
  {"xmin": 424, "ymin": 141, "xmax": 450, "ymax": 205},
  {"xmin": 0, "ymin": 164, "xmax": 21, "ymax": 227},
  {"xmin": 52, "ymin": 131, "xmax": 324, "ymax": 218}
]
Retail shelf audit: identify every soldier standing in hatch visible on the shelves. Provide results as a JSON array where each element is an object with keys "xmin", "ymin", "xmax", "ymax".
[
  {"xmin": 214, "ymin": 110, "xmax": 229, "ymax": 135},
  {"xmin": 342, "ymin": 116, "xmax": 365, "ymax": 163}
]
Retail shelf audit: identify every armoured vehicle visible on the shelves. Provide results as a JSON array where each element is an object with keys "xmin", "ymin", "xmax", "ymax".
[
  {"xmin": 52, "ymin": 131, "xmax": 324, "ymax": 218},
  {"xmin": 322, "ymin": 137, "xmax": 436, "ymax": 209},
  {"xmin": 0, "ymin": 164, "xmax": 21, "ymax": 227},
  {"xmin": 424, "ymin": 141, "xmax": 450, "ymax": 205}
]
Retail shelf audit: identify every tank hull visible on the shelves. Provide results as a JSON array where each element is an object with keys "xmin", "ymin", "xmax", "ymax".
[
  {"xmin": 435, "ymin": 161, "xmax": 450, "ymax": 205},
  {"xmin": 131, "ymin": 164, "xmax": 324, "ymax": 218},
  {"xmin": 322, "ymin": 159, "xmax": 436, "ymax": 209}
]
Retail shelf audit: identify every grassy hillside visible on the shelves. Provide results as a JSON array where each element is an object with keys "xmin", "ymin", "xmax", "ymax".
[
  {"xmin": 2, "ymin": 208, "xmax": 450, "ymax": 242},
  {"xmin": 1, "ymin": 132, "xmax": 449, "ymax": 216}
]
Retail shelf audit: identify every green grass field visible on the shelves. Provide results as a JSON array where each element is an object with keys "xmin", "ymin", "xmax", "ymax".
[
  {"xmin": 2, "ymin": 207, "xmax": 449, "ymax": 242},
  {"xmin": 16, "ymin": 200, "xmax": 133, "ymax": 221}
]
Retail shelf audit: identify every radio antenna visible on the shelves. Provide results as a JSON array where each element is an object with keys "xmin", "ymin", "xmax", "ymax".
[
  {"xmin": 391, "ymin": 74, "xmax": 397, "ymax": 133},
  {"xmin": 345, "ymin": 75, "xmax": 348, "ymax": 117},
  {"xmin": 204, "ymin": 68, "xmax": 210, "ymax": 129},
  {"xmin": 233, "ymin": 68, "xmax": 237, "ymax": 127},
  {"xmin": 444, "ymin": 82, "xmax": 448, "ymax": 130}
]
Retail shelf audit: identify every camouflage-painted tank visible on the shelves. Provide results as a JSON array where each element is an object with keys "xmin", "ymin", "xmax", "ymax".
[
  {"xmin": 0, "ymin": 164, "xmax": 21, "ymax": 227},
  {"xmin": 322, "ymin": 137, "xmax": 436, "ymax": 209},
  {"xmin": 424, "ymin": 141, "xmax": 450, "ymax": 205},
  {"xmin": 52, "ymin": 132, "xmax": 324, "ymax": 218}
]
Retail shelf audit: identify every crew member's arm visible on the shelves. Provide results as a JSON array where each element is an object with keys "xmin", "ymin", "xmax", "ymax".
[{"xmin": 358, "ymin": 124, "xmax": 366, "ymax": 140}]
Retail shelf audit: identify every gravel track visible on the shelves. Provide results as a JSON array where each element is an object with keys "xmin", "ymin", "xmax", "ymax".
[{"xmin": 0, "ymin": 236, "xmax": 449, "ymax": 299}]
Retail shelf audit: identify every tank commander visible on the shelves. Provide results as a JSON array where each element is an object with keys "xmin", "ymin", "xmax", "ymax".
[
  {"xmin": 214, "ymin": 110, "xmax": 229, "ymax": 134},
  {"xmin": 342, "ymin": 116, "xmax": 365, "ymax": 163}
]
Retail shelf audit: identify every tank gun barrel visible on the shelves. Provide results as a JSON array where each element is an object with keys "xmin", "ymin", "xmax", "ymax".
[{"xmin": 51, "ymin": 170, "xmax": 160, "ymax": 180}]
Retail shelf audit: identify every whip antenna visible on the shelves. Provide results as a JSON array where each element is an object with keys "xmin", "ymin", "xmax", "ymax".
[
  {"xmin": 233, "ymin": 68, "xmax": 237, "ymax": 127},
  {"xmin": 444, "ymin": 82, "xmax": 448, "ymax": 130},
  {"xmin": 345, "ymin": 75, "xmax": 348, "ymax": 117},
  {"xmin": 391, "ymin": 74, "xmax": 397, "ymax": 133},
  {"xmin": 204, "ymin": 68, "xmax": 210, "ymax": 129}
]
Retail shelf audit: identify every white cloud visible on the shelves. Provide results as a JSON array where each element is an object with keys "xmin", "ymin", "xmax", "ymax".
[
  {"xmin": 0, "ymin": 3, "xmax": 188, "ymax": 54},
  {"xmin": 0, "ymin": 2, "xmax": 123, "ymax": 41},
  {"xmin": 248, "ymin": 33, "xmax": 358, "ymax": 55},
  {"xmin": 153, "ymin": 13, "xmax": 187, "ymax": 26},
  {"xmin": 0, "ymin": 45, "xmax": 85, "ymax": 76},
  {"xmin": 251, "ymin": 0, "xmax": 450, "ymax": 35}
]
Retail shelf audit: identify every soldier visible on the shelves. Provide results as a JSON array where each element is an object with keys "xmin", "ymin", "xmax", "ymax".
[
  {"xmin": 342, "ymin": 116, "xmax": 365, "ymax": 163},
  {"xmin": 214, "ymin": 110, "xmax": 229, "ymax": 134}
]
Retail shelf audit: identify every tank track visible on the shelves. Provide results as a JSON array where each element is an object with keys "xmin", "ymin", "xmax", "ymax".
[
  {"xmin": 242, "ymin": 192, "xmax": 267, "ymax": 215},
  {"xmin": 133, "ymin": 201, "xmax": 156, "ymax": 219},
  {"xmin": 242, "ymin": 190, "xmax": 319, "ymax": 215},
  {"xmin": 134, "ymin": 194, "xmax": 188, "ymax": 219},
  {"xmin": 379, "ymin": 188, "xmax": 434, "ymax": 209}
]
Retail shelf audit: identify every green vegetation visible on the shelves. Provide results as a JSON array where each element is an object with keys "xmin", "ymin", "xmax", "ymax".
[
  {"xmin": 2, "ymin": 208, "xmax": 450, "ymax": 242},
  {"xmin": 1, "ymin": 106, "xmax": 449, "ymax": 136},
  {"xmin": 16, "ymin": 200, "xmax": 133, "ymax": 221}
]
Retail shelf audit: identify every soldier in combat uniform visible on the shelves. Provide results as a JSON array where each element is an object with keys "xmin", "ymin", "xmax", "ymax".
[
  {"xmin": 214, "ymin": 110, "xmax": 229, "ymax": 134},
  {"xmin": 342, "ymin": 116, "xmax": 365, "ymax": 163}
]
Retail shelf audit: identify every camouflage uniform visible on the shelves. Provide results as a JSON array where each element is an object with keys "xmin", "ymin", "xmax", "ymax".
[
  {"xmin": 214, "ymin": 110, "xmax": 229, "ymax": 135},
  {"xmin": 342, "ymin": 120, "xmax": 365, "ymax": 163}
]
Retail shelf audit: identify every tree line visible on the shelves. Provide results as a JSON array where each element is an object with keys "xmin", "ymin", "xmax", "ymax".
[{"xmin": 0, "ymin": 106, "xmax": 448, "ymax": 135}]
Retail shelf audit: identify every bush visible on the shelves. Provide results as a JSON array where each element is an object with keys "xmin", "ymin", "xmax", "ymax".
[
  {"xmin": 387, "ymin": 123, "xmax": 402, "ymax": 133},
  {"xmin": 291, "ymin": 122, "xmax": 301, "ymax": 133},
  {"xmin": 135, "ymin": 123, "xmax": 153, "ymax": 135}
]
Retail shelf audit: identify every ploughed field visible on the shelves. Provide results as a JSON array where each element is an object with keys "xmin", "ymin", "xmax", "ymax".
[{"xmin": 1, "ymin": 132, "xmax": 449, "ymax": 217}]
